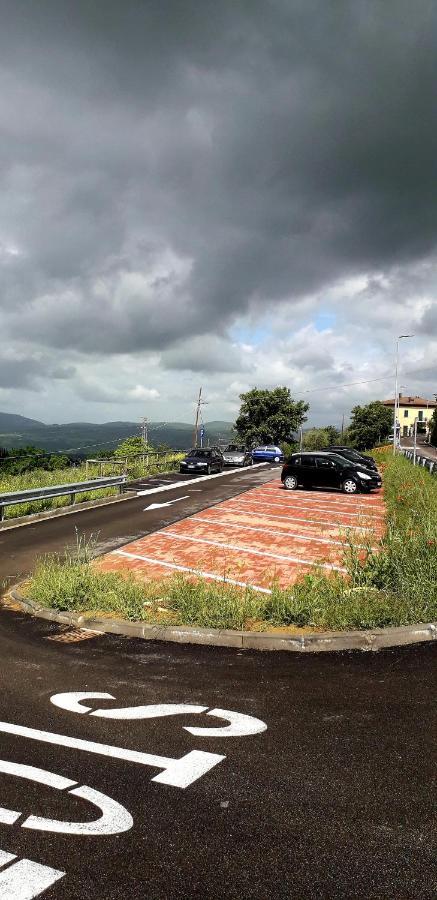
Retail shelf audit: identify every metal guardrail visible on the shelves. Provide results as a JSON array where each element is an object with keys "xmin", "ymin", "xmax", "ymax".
[
  {"xmin": 401, "ymin": 449, "xmax": 436, "ymax": 475},
  {"xmin": 0, "ymin": 475, "xmax": 127, "ymax": 521}
]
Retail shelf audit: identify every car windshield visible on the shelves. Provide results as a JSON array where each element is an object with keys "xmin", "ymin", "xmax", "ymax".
[
  {"xmin": 266, "ymin": 446, "xmax": 279, "ymax": 452},
  {"xmin": 326, "ymin": 454, "xmax": 348, "ymax": 467},
  {"xmin": 225, "ymin": 445, "xmax": 245, "ymax": 452},
  {"xmin": 186, "ymin": 449, "xmax": 211, "ymax": 458}
]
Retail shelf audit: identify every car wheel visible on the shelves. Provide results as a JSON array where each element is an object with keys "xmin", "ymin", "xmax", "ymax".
[
  {"xmin": 283, "ymin": 475, "xmax": 298, "ymax": 490},
  {"xmin": 206, "ymin": 464, "xmax": 211, "ymax": 475},
  {"xmin": 274, "ymin": 456, "xmax": 280, "ymax": 463},
  {"xmin": 342, "ymin": 478, "xmax": 358, "ymax": 494}
]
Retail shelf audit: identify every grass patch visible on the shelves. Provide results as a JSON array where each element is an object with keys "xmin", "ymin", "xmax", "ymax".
[
  {"xmin": 24, "ymin": 450, "xmax": 437, "ymax": 631},
  {"xmin": 0, "ymin": 454, "xmax": 184, "ymax": 519}
]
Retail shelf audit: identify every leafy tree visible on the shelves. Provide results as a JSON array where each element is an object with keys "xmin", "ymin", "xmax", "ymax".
[
  {"xmin": 235, "ymin": 387, "xmax": 308, "ymax": 446},
  {"xmin": 114, "ymin": 436, "xmax": 150, "ymax": 458},
  {"xmin": 348, "ymin": 401, "xmax": 393, "ymax": 450},
  {"xmin": 302, "ymin": 428, "xmax": 330, "ymax": 450},
  {"xmin": 280, "ymin": 440, "xmax": 298, "ymax": 459},
  {"xmin": 324, "ymin": 425, "xmax": 341, "ymax": 444},
  {"xmin": 47, "ymin": 454, "xmax": 69, "ymax": 470}
]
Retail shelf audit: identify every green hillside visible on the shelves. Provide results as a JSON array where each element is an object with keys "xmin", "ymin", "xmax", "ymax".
[{"xmin": 0, "ymin": 414, "xmax": 234, "ymax": 454}]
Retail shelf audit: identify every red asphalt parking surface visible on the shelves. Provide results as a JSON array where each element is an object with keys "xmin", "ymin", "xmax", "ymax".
[{"xmin": 99, "ymin": 480, "xmax": 385, "ymax": 592}]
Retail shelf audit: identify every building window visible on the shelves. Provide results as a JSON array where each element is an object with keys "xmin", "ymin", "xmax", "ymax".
[
  {"xmin": 404, "ymin": 410, "xmax": 408, "ymax": 417},
  {"xmin": 418, "ymin": 410, "xmax": 423, "ymax": 421}
]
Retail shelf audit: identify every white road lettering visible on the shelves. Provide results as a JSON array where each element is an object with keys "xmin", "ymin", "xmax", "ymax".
[
  {"xmin": 0, "ymin": 759, "xmax": 133, "ymax": 836},
  {"xmin": 49, "ymin": 694, "xmax": 267, "ymax": 735},
  {"xmin": 0, "ymin": 722, "xmax": 224, "ymax": 788},
  {"xmin": 183, "ymin": 708, "xmax": 267, "ymax": 737},
  {"xmin": 50, "ymin": 694, "xmax": 208, "ymax": 720},
  {"xmin": 0, "ymin": 807, "xmax": 21, "ymax": 825},
  {"xmin": 0, "ymin": 858, "xmax": 65, "ymax": 899},
  {"xmin": 50, "ymin": 692, "xmax": 117, "ymax": 714},
  {"xmin": 23, "ymin": 785, "xmax": 133, "ymax": 836},
  {"xmin": 0, "ymin": 759, "xmax": 75, "ymax": 790},
  {"xmin": 0, "ymin": 850, "xmax": 16, "ymax": 868}
]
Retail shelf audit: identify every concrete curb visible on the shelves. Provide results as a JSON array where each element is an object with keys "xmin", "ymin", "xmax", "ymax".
[{"xmin": 9, "ymin": 590, "xmax": 437, "ymax": 653}]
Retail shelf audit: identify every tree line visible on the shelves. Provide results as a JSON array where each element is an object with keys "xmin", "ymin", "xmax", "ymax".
[{"xmin": 233, "ymin": 387, "xmax": 395, "ymax": 451}]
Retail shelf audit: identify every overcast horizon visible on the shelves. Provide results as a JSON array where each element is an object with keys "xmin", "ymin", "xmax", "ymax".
[{"xmin": 1, "ymin": 0, "xmax": 436, "ymax": 429}]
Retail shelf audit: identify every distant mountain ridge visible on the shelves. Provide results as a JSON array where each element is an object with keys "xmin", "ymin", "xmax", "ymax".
[{"xmin": 0, "ymin": 412, "xmax": 234, "ymax": 454}]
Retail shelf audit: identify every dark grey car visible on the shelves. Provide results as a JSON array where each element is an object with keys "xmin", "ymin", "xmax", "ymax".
[{"xmin": 221, "ymin": 445, "xmax": 253, "ymax": 467}]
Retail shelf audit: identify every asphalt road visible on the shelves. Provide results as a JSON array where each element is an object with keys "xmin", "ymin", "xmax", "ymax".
[
  {"xmin": 0, "ymin": 465, "xmax": 276, "ymax": 596},
  {"xmin": 0, "ymin": 608, "xmax": 435, "ymax": 899},
  {"xmin": 401, "ymin": 437, "xmax": 437, "ymax": 461}
]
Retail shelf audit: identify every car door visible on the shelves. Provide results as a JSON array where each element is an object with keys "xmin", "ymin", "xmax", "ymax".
[
  {"xmin": 299, "ymin": 455, "xmax": 317, "ymax": 487},
  {"xmin": 314, "ymin": 456, "xmax": 338, "ymax": 488}
]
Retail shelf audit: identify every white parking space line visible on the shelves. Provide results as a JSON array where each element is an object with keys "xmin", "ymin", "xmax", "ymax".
[
  {"xmin": 0, "ymin": 858, "xmax": 65, "ymax": 900},
  {"xmin": 114, "ymin": 549, "xmax": 272, "ymax": 593},
  {"xmin": 154, "ymin": 531, "xmax": 346, "ymax": 572},
  {"xmin": 231, "ymin": 497, "xmax": 384, "ymax": 520},
  {"xmin": 253, "ymin": 490, "xmax": 385, "ymax": 511},
  {"xmin": 190, "ymin": 516, "xmax": 371, "ymax": 548},
  {"xmin": 213, "ymin": 504, "xmax": 376, "ymax": 531},
  {"xmin": 253, "ymin": 494, "xmax": 386, "ymax": 517}
]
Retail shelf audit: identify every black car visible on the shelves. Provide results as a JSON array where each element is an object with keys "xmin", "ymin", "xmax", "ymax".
[
  {"xmin": 179, "ymin": 447, "xmax": 224, "ymax": 475},
  {"xmin": 323, "ymin": 445, "xmax": 378, "ymax": 471},
  {"xmin": 281, "ymin": 452, "xmax": 382, "ymax": 494}
]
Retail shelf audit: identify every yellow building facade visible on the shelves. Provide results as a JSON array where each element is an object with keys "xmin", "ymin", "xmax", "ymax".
[{"xmin": 383, "ymin": 395, "xmax": 437, "ymax": 437}]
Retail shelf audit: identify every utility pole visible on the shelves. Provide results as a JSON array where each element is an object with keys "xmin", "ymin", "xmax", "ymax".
[
  {"xmin": 192, "ymin": 388, "xmax": 208, "ymax": 448},
  {"xmin": 341, "ymin": 414, "xmax": 345, "ymax": 440},
  {"xmin": 393, "ymin": 335, "xmax": 414, "ymax": 454},
  {"xmin": 140, "ymin": 417, "xmax": 148, "ymax": 447},
  {"xmin": 140, "ymin": 416, "xmax": 148, "ymax": 470},
  {"xmin": 413, "ymin": 417, "xmax": 418, "ymax": 465}
]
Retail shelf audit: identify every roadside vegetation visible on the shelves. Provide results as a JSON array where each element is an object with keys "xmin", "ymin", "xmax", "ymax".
[
  {"xmin": 26, "ymin": 448, "xmax": 437, "ymax": 631},
  {"xmin": 0, "ymin": 448, "xmax": 184, "ymax": 519}
]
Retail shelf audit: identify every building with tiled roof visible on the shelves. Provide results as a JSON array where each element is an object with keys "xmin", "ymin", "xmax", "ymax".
[{"xmin": 382, "ymin": 394, "xmax": 437, "ymax": 437}]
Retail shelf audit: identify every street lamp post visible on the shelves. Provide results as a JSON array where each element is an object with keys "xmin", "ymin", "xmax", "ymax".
[{"xmin": 393, "ymin": 335, "xmax": 414, "ymax": 455}]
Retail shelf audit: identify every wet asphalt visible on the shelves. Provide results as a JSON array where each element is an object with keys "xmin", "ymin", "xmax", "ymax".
[
  {"xmin": 0, "ymin": 608, "xmax": 435, "ymax": 899},
  {"xmin": 0, "ymin": 463, "xmax": 436, "ymax": 898}
]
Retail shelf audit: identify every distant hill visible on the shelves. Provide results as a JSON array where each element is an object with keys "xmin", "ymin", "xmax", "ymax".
[
  {"xmin": 0, "ymin": 414, "xmax": 234, "ymax": 454},
  {"xmin": 0, "ymin": 412, "xmax": 45, "ymax": 432}
]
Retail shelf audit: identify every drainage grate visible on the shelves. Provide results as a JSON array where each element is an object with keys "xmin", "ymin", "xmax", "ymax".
[{"xmin": 46, "ymin": 628, "xmax": 100, "ymax": 643}]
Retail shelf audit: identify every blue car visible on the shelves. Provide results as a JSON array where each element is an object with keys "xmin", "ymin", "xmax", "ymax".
[{"xmin": 252, "ymin": 445, "xmax": 284, "ymax": 463}]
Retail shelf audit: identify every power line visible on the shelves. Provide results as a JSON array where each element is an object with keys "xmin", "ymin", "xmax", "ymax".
[
  {"xmin": 295, "ymin": 374, "xmax": 394, "ymax": 395},
  {"xmin": 295, "ymin": 366, "xmax": 436, "ymax": 396}
]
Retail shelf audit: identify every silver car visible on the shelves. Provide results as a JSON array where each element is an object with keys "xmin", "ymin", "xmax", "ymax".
[{"xmin": 221, "ymin": 444, "xmax": 253, "ymax": 467}]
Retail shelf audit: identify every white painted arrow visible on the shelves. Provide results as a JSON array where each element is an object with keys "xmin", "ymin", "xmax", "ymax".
[{"xmin": 143, "ymin": 495, "xmax": 189, "ymax": 511}]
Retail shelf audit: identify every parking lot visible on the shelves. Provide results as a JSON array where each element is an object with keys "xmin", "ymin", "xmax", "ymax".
[{"xmin": 99, "ymin": 479, "xmax": 385, "ymax": 591}]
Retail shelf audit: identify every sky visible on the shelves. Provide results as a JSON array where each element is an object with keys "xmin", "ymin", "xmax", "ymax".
[{"xmin": 1, "ymin": 0, "xmax": 436, "ymax": 428}]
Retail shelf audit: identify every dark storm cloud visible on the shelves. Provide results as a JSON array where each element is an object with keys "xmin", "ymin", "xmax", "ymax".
[
  {"xmin": 1, "ymin": 0, "xmax": 437, "ymax": 357},
  {"xmin": 0, "ymin": 353, "xmax": 74, "ymax": 390}
]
